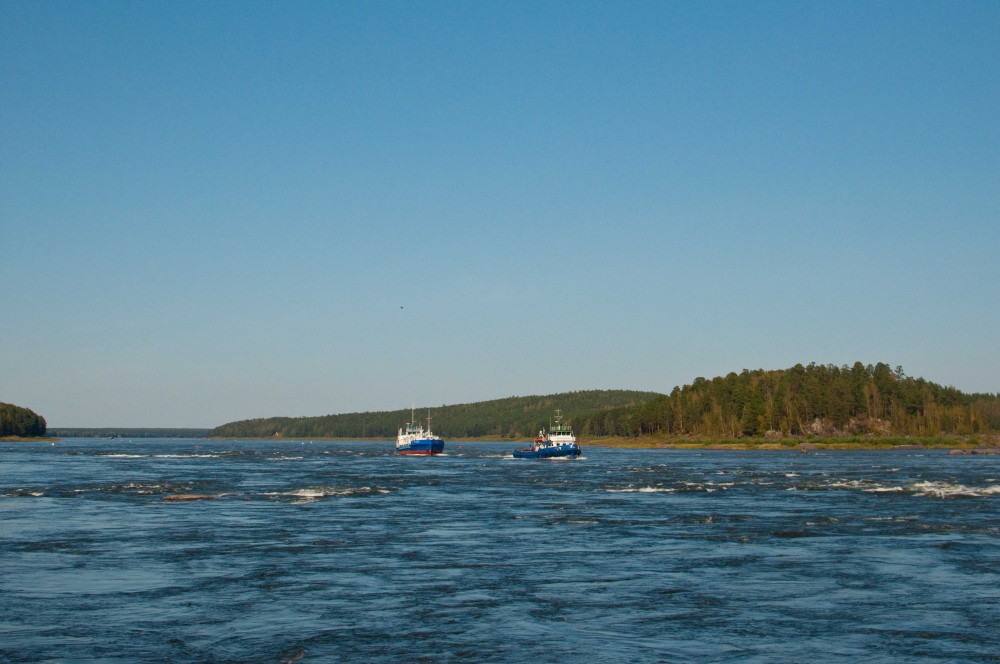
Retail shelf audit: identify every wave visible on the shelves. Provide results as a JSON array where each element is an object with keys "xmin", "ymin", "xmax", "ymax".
[
  {"xmin": 263, "ymin": 486, "xmax": 393, "ymax": 502},
  {"xmin": 162, "ymin": 493, "xmax": 220, "ymax": 502},
  {"xmin": 795, "ymin": 478, "xmax": 1000, "ymax": 498},
  {"xmin": 3, "ymin": 489, "xmax": 45, "ymax": 498},
  {"xmin": 151, "ymin": 454, "xmax": 220, "ymax": 459},
  {"xmin": 908, "ymin": 481, "xmax": 1000, "ymax": 498},
  {"xmin": 94, "ymin": 452, "xmax": 221, "ymax": 459},
  {"xmin": 4, "ymin": 482, "xmax": 396, "ymax": 502},
  {"xmin": 99, "ymin": 482, "xmax": 194, "ymax": 495}
]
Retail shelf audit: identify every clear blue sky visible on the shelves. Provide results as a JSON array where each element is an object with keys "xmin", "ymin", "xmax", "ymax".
[{"xmin": 3, "ymin": 1, "xmax": 998, "ymax": 427}]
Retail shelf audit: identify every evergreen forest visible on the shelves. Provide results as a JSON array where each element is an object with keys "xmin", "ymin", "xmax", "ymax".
[
  {"xmin": 0, "ymin": 402, "xmax": 47, "ymax": 437},
  {"xmin": 210, "ymin": 363, "xmax": 1000, "ymax": 441},
  {"xmin": 574, "ymin": 363, "xmax": 1000, "ymax": 438}
]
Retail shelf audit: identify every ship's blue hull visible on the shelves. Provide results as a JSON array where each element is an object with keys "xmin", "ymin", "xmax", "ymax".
[
  {"xmin": 512, "ymin": 444, "xmax": 581, "ymax": 459},
  {"xmin": 396, "ymin": 438, "xmax": 445, "ymax": 455}
]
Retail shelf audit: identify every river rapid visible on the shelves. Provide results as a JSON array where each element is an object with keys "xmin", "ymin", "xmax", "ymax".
[{"xmin": 2, "ymin": 439, "xmax": 999, "ymax": 662}]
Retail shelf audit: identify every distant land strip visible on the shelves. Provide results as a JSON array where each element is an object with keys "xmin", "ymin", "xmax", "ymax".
[
  {"xmin": 586, "ymin": 433, "xmax": 1000, "ymax": 450},
  {"xmin": 211, "ymin": 390, "xmax": 658, "ymax": 440},
  {"xmin": 211, "ymin": 363, "xmax": 1000, "ymax": 442},
  {"xmin": 47, "ymin": 428, "xmax": 212, "ymax": 439},
  {"xmin": 16, "ymin": 362, "xmax": 1000, "ymax": 446}
]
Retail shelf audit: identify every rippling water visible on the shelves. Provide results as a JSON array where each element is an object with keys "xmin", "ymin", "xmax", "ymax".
[{"xmin": 3, "ymin": 439, "xmax": 1000, "ymax": 662}]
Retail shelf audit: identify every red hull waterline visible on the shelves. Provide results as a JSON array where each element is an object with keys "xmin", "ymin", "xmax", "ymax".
[{"xmin": 396, "ymin": 449, "xmax": 442, "ymax": 456}]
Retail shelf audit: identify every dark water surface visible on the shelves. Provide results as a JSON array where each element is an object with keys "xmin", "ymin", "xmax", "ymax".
[{"xmin": 2, "ymin": 439, "xmax": 1000, "ymax": 663}]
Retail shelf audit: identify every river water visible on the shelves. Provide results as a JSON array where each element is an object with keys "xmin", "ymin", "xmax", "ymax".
[{"xmin": 2, "ymin": 439, "xmax": 999, "ymax": 663}]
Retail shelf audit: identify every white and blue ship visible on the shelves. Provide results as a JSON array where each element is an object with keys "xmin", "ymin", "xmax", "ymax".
[
  {"xmin": 513, "ymin": 410, "xmax": 581, "ymax": 459},
  {"xmin": 396, "ymin": 407, "xmax": 444, "ymax": 456}
]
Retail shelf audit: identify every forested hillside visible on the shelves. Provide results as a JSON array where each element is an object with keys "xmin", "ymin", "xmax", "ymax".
[
  {"xmin": 211, "ymin": 390, "xmax": 659, "ymax": 439},
  {"xmin": 0, "ymin": 403, "xmax": 47, "ymax": 437},
  {"xmin": 575, "ymin": 363, "xmax": 1000, "ymax": 438},
  {"xmin": 210, "ymin": 364, "xmax": 999, "ymax": 441}
]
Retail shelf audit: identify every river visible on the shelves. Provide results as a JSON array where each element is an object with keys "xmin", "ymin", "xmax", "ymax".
[{"xmin": 2, "ymin": 439, "xmax": 999, "ymax": 662}]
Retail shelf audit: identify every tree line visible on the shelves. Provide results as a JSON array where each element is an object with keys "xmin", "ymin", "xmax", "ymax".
[
  {"xmin": 211, "ymin": 364, "xmax": 1000, "ymax": 441},
  {"xmin": 211, "ymin": 390, "xmax": 659, "ymax": 439},
  {"xmin": 573, "ymin": 362, "xmax": 1000, "ymax": 438},
  {"xmin": 0, "ymin": 402, "xmax": 47, "ymax": 437}
]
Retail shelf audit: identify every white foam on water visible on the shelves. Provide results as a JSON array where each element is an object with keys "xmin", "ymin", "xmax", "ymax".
[
  {"xmin": 909, "ymin": 481, "xmax": 1000, "ymax": 498},
  {"xmin": 606, "ymin": 486, "xmax": 675, "ymax": 493},
  {"xmin": 264, "ymin": 485, "xmax": 392, "ymax": 502},
  {"xmin": 289, "ymin": 489, "xmax": 330, "ymax": 498},
  {"xmin": 821, "ymin": 477, "xmax": 1000, "ymax": 498},
  {"xmin": 152, "ymin": 454, "xmax": 219, "ymax": 459},
  {"xmin": 827, "ymin": 479, "xmax": 882, "ymax": 491},
  {"xmin": 3, "ymin": 489, "xmax": 45, "ymax": 498}
]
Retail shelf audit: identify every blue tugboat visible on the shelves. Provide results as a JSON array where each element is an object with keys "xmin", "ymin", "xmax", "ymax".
[
  {"xmin": 396, "ymin": 407, "xmax": 445, "ymax": 456},
  {"xmin": 513, "ymin": 410, "xmax": 581, "ymax": 459}
]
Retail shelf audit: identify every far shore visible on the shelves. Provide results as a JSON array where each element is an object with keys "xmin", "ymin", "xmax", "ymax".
[
  {"xmin": 584, "ymin": 434, "xmax": 1000, "ymax": 450},
  {"xmin": 202, "ymin": 433, "xmax": 1000, "ymax": 451},
  {"xmin": 5, "ymin": 434, "xmax": 997, "ymax": 452}
]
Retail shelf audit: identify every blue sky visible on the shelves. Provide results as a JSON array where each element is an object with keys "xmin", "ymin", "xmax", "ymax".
[{"xmin": 3, "ymin": 1, "xmax": 998, "ymax": 427}]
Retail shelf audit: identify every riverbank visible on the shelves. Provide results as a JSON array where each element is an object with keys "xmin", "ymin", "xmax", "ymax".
[{"xmin": 583, "ymin": 434, "xmax": 1000, "ymax": 450}]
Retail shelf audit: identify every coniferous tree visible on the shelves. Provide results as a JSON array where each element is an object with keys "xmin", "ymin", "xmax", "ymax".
[{"xmin": 0, "ymin": 403, "xmax": 47, "ymax": 437}]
